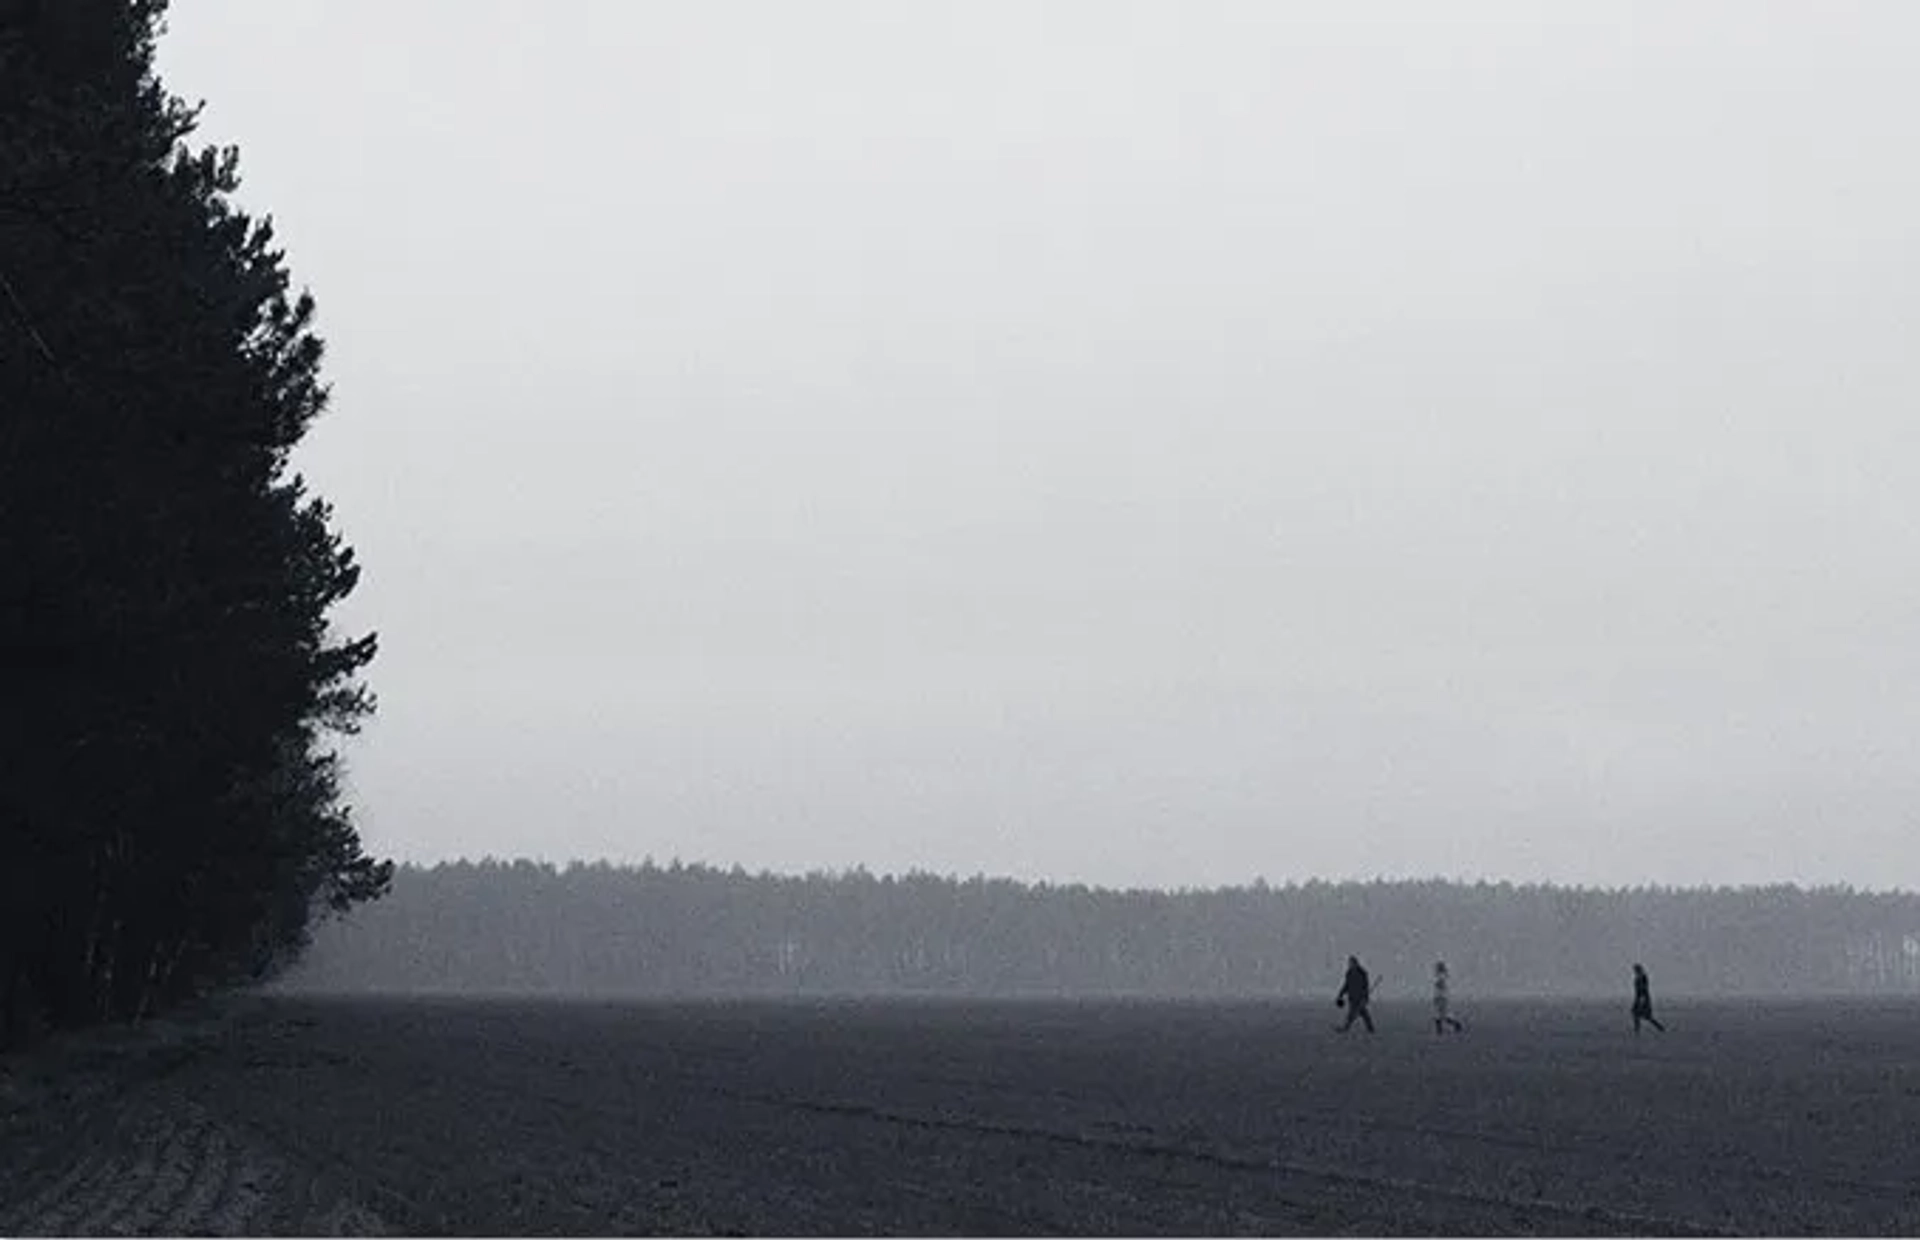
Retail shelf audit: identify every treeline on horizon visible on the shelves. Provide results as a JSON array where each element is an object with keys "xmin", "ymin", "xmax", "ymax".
[{"xmin": 285, "ymin": 860, "xmax": 1920, "ymax": 998}]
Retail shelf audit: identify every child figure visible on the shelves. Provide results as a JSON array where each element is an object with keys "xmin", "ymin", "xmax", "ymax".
[{"xmin": 1432, "ymin": 960, "xmax": 1465, "ymax": 1035}]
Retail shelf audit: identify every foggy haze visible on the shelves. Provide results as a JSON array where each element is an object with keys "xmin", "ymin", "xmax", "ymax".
[
  {"xmin": 157, "ymin": 4, "xmax": 1920, "ymax": 889},
  {"xmin": 286, "ymin": 861, "xmax": 1920, "ymax": 1000}
]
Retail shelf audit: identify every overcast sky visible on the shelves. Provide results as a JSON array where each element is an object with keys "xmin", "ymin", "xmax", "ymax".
[{"xmin": 157, "ymin": 2, "xmax": 1920, "ymax": 890}]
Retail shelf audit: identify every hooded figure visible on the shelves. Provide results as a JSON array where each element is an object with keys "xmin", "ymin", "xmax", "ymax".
[{"xmin": 1336, "ymin": 956, "xmax": 1374, "ymax": 1033}]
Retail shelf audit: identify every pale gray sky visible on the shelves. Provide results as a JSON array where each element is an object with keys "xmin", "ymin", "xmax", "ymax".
[{"xmin": 158, "ymin": 2, "xmax": 1920, "ymax": 889}]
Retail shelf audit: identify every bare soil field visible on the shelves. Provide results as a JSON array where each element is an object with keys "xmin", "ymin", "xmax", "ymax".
[
  {"xmin": 0, "ymin": 1000, "xmax": 388, "ymax": 1236},
  {"xmin": 6, "ymin": 995, "xmax": 1920, "ymax": 1235}
]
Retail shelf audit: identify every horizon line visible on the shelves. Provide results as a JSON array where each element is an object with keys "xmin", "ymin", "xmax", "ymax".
[{"xmin": 377, "ymin": 855, "xmax": 1920, "ymax": 900}]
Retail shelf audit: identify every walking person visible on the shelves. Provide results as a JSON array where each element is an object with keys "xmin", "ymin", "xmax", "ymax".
[
  {"xmin": 1335, "ymin": 955, "xmax": 1375, "ymax": 1033},
  {"xmin": 1432, "ymin": 960, "xmax": 1465, "ymax": 1034},
  {"xmin": 1631, "ymin": 962, "xmax": 1666, "ymax": 1034}
]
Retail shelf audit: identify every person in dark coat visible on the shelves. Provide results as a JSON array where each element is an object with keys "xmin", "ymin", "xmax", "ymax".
[
  {"xmin": 1432, "ymin": 960, "xmax": 1465, "ymax": 1034},
  {"xmin": 1336, "ymin": 955, "xmax": 1375, "ymax": 1033},
  {"xmin": 1631, "ymin": 962, "xmax": 1666, "ymax": 1034}
]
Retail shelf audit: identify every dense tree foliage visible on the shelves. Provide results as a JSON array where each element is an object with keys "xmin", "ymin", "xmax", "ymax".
[
  {"xmin": 1, "ymin": 0, "xmax": 388, "ymax": 1045},
  {"xmin": 290, "ymin": 861, "xmax": 1920, "ymax": 999}
]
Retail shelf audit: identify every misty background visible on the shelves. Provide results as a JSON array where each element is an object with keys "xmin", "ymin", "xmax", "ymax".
[
  {"xmin": 288, "ymin": 862, "xmax": 1920, "ymax": 999},
  {"xmin": 157, "ymin": 4, "xmax": 1920, "ymax": 891}
]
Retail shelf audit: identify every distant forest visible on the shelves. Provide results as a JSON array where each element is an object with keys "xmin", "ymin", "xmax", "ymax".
[{"xmin": 287, "ymin": 861, "xmax": 1920, "ymax": 999}]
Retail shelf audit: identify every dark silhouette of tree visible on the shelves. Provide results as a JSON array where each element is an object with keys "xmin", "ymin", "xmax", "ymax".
[{"xmin": 2, "ymin": 0, "xmax": 388, "ymax": 1045}]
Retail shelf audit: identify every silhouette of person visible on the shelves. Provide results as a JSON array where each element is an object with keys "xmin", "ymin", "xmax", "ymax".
[
  {"xmin": 1432, "ymin": 960, "xmax": 1465, "ymax": 1034},
  {"xmin": 1631, "ymin": 962, "xmax": 1666, "ymax": 1034},
  {"xmin": 1336, "ymin": 955, "xmax": 1375, "ymax": 1032}
]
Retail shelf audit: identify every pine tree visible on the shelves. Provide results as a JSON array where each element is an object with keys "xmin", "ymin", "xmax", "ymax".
[{"xmin": 1, "ymin": 0, "xmax": 389, "ymax": 1044}]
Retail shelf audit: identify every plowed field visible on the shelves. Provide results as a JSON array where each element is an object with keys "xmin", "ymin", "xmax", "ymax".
[{"xmin": 6, "ymin": 996, "xmax": 1919, "ymax": 1235}]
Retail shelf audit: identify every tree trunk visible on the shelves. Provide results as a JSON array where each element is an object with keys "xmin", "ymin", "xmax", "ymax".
[
  {"xmin": 2, "ymin": 956, "xmax": 19, "ymax": 1051},
  {"xmin": 132, "ymin": 937, "xmax": 164, "ymax": 1023}
]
